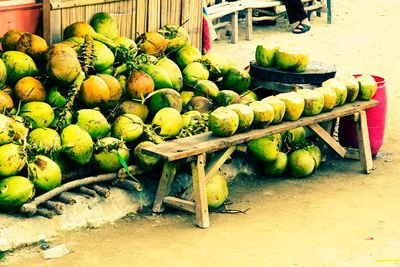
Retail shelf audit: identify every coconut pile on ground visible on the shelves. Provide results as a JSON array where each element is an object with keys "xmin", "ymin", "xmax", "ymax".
[{"xmin": 0, "ymin": 12, "xmax": 378, "ymax": 213}]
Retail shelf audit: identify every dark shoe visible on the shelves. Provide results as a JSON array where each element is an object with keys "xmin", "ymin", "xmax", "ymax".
[{"xmin": 293, "ymin": 23, "xmax": 311, "ymax": 34}]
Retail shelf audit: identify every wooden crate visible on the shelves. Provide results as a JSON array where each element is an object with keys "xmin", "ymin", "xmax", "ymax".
[{"xmin": 42, "ymin": 0, "xmax": 203, "ymax": 49}]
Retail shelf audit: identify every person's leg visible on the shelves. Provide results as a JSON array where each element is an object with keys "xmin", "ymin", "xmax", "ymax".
[
  {"xmin": 281, "ymin": 0, "xmax": 310, "ymax": 33},
  {"xmin": 282, "ymin": 0, "xmax": 307, "ymax": 23}
]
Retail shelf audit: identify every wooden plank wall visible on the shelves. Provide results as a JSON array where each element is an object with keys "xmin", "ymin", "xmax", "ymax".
[{"xmin": 43, "ymin": 0, "xmax": 202, "ymax": 49}]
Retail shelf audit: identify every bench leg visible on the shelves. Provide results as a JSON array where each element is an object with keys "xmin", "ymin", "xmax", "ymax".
[
  {"xmin": 191, "ymin": 153, "xmax": 209, "ymax": 228},
  {"xmin": 356, "ymin": 111, "xmax": 373, "ymax": 174},
  {"xmin": 231, "ymin": 11, "xmax": 239, "ymax": 44},
  {"xmin": 152, "ymin": 161, "xmax": 177, "ymax": 213},
  {"xmin": 181, "ymin": 146, "xmax": 236, "ymax": 201},
  {"xmin": 245, "ymin": 8, "xmax": 253, "ymax": 41}
]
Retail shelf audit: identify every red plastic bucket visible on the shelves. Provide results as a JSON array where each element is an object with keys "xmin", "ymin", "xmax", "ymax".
[{"xmin": 338, "ymin": 75, "xmax": 387, "ymax": 157}]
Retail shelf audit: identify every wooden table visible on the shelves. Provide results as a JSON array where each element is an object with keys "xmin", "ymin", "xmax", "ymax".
[{"xmin": 142, "ymin": 100, "xmax": 378, "ymax": 228}]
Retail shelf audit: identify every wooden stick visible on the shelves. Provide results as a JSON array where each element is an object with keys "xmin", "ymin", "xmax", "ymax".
[
  {"xmin": 42, "ymin": 201, "xmax": 64, "ymax": 215},
  {"xmin": 55, "ymin": 192, "xmax": 77, "ymax": 205},
  {"xmin": 77, "ymin": 186, "xmax": 97, "ymax": 198},
  {"xmin": 89, "ymin": 185, "xmax": 111, "ymax": 198},
  {"xmin": 113, "ymin": 179, "xmax": 142, "ymax": 191},
  {"xmin": 35, "ymin": 208, "xmax": 54, "ymax": 219},
  {"xmin": 20, "ymin": 172, "xmax": 118, "ymax": 216}
]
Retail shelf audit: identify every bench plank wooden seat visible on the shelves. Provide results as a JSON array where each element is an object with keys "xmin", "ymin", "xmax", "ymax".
[{"xmin": 143, "ymin": 100, "xmax": 378, "ymax": 228}]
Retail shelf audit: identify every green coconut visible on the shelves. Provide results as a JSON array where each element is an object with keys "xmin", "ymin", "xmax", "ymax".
[
  {"xmin": 47, "ymin": 86, "xmax": 68, "ymax": 108},
  {"xmin": 1, "ymin": 29, "xmax": 25, "ymax": 52},
  {"xmin": 357, "ymin": 74, "xmax": 378, "ymax": 100},
  {"xmin": 152, "ymin": 108, "xmax": 184, "ymax": 137},
  {"xmin": 19, "ymin": 102, "xmax": 55, "ymax": 129},
  {"xmin": 263, "ymin": 152, "xmax": 288, "ymax": 177},
  {"xmin": 209, "ymin": 107, "xmax": 239, "ymax": 137},
  {"xmin": 248, "ymin": 101, "xmax": 275, "ymax": 128},
  {"xmin": 156, "ymin": 57, "xmax": 183, "ymax": 91},
  {"xmin": 9, "ymin": 116, "xmax": 28, "ymax": 142},
  {"xmin": 227, "ymin": 104, "xmax": 254, "ymax": 131},
  {"xmin": 111, "ymin": 114, "xmax": 144, "ymax": 142},
  {"xmin": 194, "ymin": 80, "xmax": 220, "ymax": 100},
  {"xmin": 159, "ymin": 24, "xmax": 190, "ymax": 53},
  {"xmin": 148, "ymin": 88, "xmax": 182, "ymax": 115},
  {"xmin": 214, "ymin": 90, "xmax": 241, "ymax": 107},
  {"xmin": 113, "ymin": 36, "xmax": 137, "ymax": 61},
  {"xmin": 93, "ymin": 40, "xmax": 115, "ymax": 72},
  {"xmin": 76, "ymin": 109, "xmax": 111, "ymax": 139},
  {"xmin": 207, "ymin": 173, "xmax": 229, "ymax": 209},
  {"xmin": 0, "ymin": 91, "xmax": 14, "ymax": 114},
  {"xmin": 261, "ymin": 96, "xmax": 286, "ymax": 124},
  {"xmin": 175, "ymin": 44, "xmax": 202, "ymax": 69},
  {"xmin": 28, "ymin": 155, "xmax": 62, "ymax": 192},
  {"xmin": 0, "ymin": 114, "xmax": 14, "ymax": 146},
  {"xmin": 305, "ymin": 144, "xmax": 322, "ymax": 169},
  {"xmin": 314, "ymin": 87, "xmax": 337, "ymax": 112},
  {"xmin": 275, "ymin": 46, "xmax": 309, "ymax": 73},
  {"xmin": 80, "ymin": 75, "xmax": 111, "ymax": 108},
  {"xmin": 2, "ymin": 51, "xmax": 38, "ymax": 85},
  {"xmin": 63, "ymin": 22, "xmax": 116, "ymax": 48},
  {"xmin": 181, "ymin": 110, "xmax": 203, "ymax": 127},
  {"xmin": 126, "ymin": 70, "xmax": 155, "ymax": 101},
  {"xmin": 186, "ymin": 96, "xmax": 214, "ymax": 114},
  {"xmin": 222, "ymin": 68, "xmax": 251, "ymax": 94},
  {"xmin": 287, "ymin": 149, "xmax": 315, "ymax": 178},
  {"xmin": 27, "ymin": 128, "xmax": 61, "ymax": 152},
  {"xmin": 0, "ymin": 58, "xmax": 7, "ymax": 88},
  {"xmin": 136, "ymin": 31, "xmax": 168, "ymax": 56},
  {"xmin": 93, "ymin": 137, "xmax": 130, "ymax": 172},
  {"xmin": 61, "ymin": 124, "xmax": 94, "ymax": 165},
  {"xmin": 322, "ymin": 78, "xmax": 348, "ymax": 106},
  {"xmin": 276, "ymin": 92, "xmax": 305, "ymax": 121},
  {"xmin": 90, "ymin": 12, "xmax": 119, "ymax": 40},
  {"xmin": 182, "ymin": 62, "xmax": 209, "ymax": 87},
  {"xmin": 116, "ymin": 100, "xmax": 150, "ymax": 122},
  {"xmin": 285, "ymin": 127, "xmax": 306, "ymax": 146},
  {"xmin": 133, "ymin": 141, "xmax": 161, "ymax": 170},
  {"xmin": 0, "ymin": 143, "xmax": 25, "ymax": 177},
  {"xmin": 255, "ymin": 42, "xmax": 278, "ymax": 67},
  {"xmin": 297, "ymin": 89, "xmax": 325, "ymax": 116},
  {"xmin": 140, "ymin": 64, "xmax": 173, "ymax": 89},
  {"xmin": 98, "ymin": 74, "xmax": 123, "ymax": 107},
  {"xmin": 180, "ymin": 91, "xmax": 195, "ymax": 108},
  {"xmin": 46, "ymin": 43, "xmax": 82, "ymax": 85},
  {"xmin": 240, "ymin": 90, "xmax": 259, "ymax": 104},
  {"xmin": 0, "ymin": 176, "xmax": 35, "ymax": 213},
  {"xmin": 247, "ymin": 136, "xmax": 279, "ymax": 162},
  {"xmin": 15, "ymin": 33, "xmax": 49, "ymax": 62},
  {"xmin": 201, "ymin": 52, "xmax": 230, "ymax": 80},
  {"xmin": 337, "ymin": 74, "xmax": 360, "ymax": 102}
]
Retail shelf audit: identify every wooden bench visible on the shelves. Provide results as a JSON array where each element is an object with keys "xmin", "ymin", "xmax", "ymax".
[
  {"xmin": 142, "ymin": 100, "xmax": 377, "ymax": 228},
  {"xmin": 207, "ymin": 0, "xmax": 331, "ymax": 43}
]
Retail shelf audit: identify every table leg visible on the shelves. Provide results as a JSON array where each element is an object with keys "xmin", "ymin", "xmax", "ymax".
[
  {"xmin": 231, "ymin": 11, "xmax": 239, "ymax": 44},
  {"xmin": 191, "ymin": 153, "xmax": 209, "ymax": 228},
  {"xmin": 245, "ymin": 8, "xmax": 253, "ymax": 41}
]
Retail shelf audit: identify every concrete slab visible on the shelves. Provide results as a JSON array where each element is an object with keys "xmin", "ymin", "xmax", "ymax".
[{"xmin": 0, "ymin": 187, "xmax": 151, "ymax": 251}]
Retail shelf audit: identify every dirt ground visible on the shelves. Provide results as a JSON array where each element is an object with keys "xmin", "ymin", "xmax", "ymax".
[{"xmin": 3, "ymin": 0, "xmax": 400, "ymax": 266}]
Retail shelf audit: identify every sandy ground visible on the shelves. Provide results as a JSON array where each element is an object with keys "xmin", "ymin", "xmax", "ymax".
[{"xmin": 2, "ymin": 0, "xmax": 400, "ymax": 266}]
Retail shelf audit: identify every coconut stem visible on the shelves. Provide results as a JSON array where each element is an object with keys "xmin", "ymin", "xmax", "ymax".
[{"xmin": 56, "ymin": 70, "xmax": 85, "ymax": 130}]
